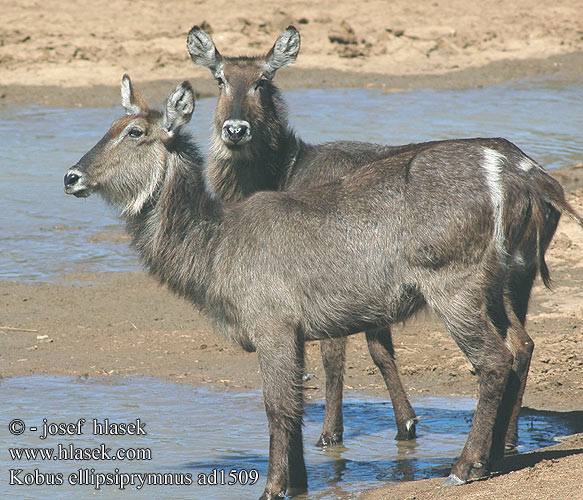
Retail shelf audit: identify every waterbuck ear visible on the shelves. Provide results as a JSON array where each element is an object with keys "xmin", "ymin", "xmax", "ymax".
[
  {"xmin": 262, "ymin": 26, "xmax": 301, "ymax": 80},
  {"xmin": 120, "ymin": 74, "xmax": 150, "ymax": 115},
  {"xmin": 163, "ymin": 81, "xmax": 195, "ymax": 136},
  {"xmin": 187, "ymin": 26, "xmax": 223, "ymax": 77}
]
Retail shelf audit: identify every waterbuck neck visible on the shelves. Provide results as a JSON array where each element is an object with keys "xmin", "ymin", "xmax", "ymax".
[{"xmin": 125, "ymin": 143, "xmax": 221, "ymax": 307}]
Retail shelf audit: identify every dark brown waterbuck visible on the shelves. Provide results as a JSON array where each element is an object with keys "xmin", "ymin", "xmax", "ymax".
[
  {"xmin": 186, "ymin": 25, "xmax": 569, "ymax": 454},
  {"xmin": 64, "ymin": 76, "xmax": 582, "ymax": 499},
  {"xmin": 188, "ymin": 24, "xmax": 420, "ymax": 447}
]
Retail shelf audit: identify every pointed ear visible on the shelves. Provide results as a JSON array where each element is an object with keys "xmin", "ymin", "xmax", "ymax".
[
  {"xmin": 120, "ymin": 74, "xmax": 150, "ymax": 115},
  {"xmin": 187, "ymin": 26, "xmax": 224, "ymax": 77},
  {"xmin": 262, "ymin": 26, "xmax": 301, "ymax": 80},
  {"xmin": 163, "ymin": 81, "xmax": 195, "ymax": 137}
]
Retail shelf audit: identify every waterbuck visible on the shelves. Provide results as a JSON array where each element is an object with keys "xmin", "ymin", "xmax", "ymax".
[
  {"xmin": 64, "ymin": 76, "xmax": 582, "ymax": 498},
  {"xmin": 188, "ymin": 24, "xmax": 420, "ymax": 447},
  {"xmin": 186, "ymin": 24, "xmax": 565, "ymax": 453}
]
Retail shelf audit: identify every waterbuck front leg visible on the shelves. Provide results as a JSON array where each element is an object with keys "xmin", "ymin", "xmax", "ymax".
[
  {"xmin": 257, "ymin": 330, "xmax": 307, "ymax": 499},
  {"xmin": 287, "ymin": 336, "xmax": 308, "ymax": 496},
  {"xmin": 366, "ymin": 327, "xmax": 418, "ymax": 440},
  {"xmin": 317, "ymin": 337, "xmax": 346, "ymax": 447}
]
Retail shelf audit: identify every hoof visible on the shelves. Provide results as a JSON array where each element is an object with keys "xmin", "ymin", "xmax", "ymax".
[
  {"xmin": 468, "ymin": 461, "xmax": 490, "ymax": 480},
  {"xmin": 444, "ymin": 461, "xmax": 489, "ymax": 487},
  {"xmin": 396, "ymin": 416, "xmax": 419, "ymax": 440},
  {"xmin": 259, "ymin": 492, "xmax": 286, "ymax": 500},
  {"xmin": 442, "ymin": 474, "xmax": 466, "ymax": 487},
  {"xmin": 316, "ymin": 432, "xmax": 342, "ymax": 447}
]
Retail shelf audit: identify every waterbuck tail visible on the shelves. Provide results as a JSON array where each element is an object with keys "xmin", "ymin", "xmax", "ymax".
[{"xmin": 531, "ymin": 171, "xmax": 583, "ymax": 289}]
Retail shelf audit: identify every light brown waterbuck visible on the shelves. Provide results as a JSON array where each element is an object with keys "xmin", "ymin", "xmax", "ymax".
[{"xmin": 64, "ymin": 76, "xmax": 582, "ymax": 499}]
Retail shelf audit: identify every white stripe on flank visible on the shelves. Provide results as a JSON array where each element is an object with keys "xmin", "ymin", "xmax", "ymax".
[{"xmin": 481, "ymin": 147, "xmax": 506, "ymax": 253}]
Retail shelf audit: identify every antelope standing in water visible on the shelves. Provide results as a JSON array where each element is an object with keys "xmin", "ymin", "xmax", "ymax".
[{"xmin": 65, "ymin": 76, "xmax": 582, "ymax": 498}]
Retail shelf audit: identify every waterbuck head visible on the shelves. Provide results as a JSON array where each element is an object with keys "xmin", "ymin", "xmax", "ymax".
[
  {"xmin": 64, "ymin": 75, "xmax": 195, "ymax": 215},
  {"xmin": 187, "ymin": 25, "xmax": 300, "ymax": 150}
]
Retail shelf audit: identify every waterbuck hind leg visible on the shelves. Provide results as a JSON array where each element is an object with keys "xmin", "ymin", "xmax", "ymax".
[
  {"xmin": 429, "ymin": 290, "xmax": 513, "ymax": 486},
  {"xmin": 257, "ymin": 330, "xmax": 307, "ymax": 499},
  {"xmin": 445, "ymin": 332, "xmax": 513, "ymax": 484},
  {"xmin": 498, "ymin": 270, "xmax": 537, "ymax": 455},
  {"xmin": 490, "ymin": 308, "xmax": 534, "ymax": 462},
  {"xmin": 317, "ymin": 337, "xmax": 346, "ymax": 447},
  {"xmin": 317, "ymin": 328, "xmax": 418, "ymax": 446},
  {"xmin": 498, "ymin": 203, "xmax": 561, "ymax": 454},
  {"xmin": 366, "ymin": 328, "xmax": 418, "ymax": 440}
]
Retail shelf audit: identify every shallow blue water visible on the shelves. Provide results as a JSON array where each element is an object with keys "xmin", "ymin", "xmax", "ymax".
[
  {"xmin": 0, "ymin": 79, "xmax": 581, "ymax": 281},
  {"xmin": 0, "ymin": 376, "xmax": 576, "ymax": 499}
]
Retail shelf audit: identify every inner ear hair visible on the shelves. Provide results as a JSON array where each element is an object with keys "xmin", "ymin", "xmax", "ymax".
[
  {"xmin": 120, "ymin": 74, "xmax": 150, "ymax": 115},
  {"xmin": 262, "ymin": 26, "xmax": 301, "ymax": 79},
  {"xmin": 187, "ymin": 26, "xmax": 223, "ymax": 75},
  {"xmin": 163, "ymin": 81, "xmax": 195, "ymax": 134}
]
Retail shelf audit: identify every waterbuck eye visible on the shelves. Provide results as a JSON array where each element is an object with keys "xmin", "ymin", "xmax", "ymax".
[{"xmin": 128, "ymin": 127, "xmax": 144, "ymax": 138}]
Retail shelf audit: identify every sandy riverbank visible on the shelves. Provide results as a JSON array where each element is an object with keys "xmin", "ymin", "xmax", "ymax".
[{"xmin": 1, "ymin": 1, "xmax": 583, "ymax": 107}]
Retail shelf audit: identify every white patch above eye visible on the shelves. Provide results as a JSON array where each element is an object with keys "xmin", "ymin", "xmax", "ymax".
[
  {"xmin": 109, "ymin": 121, "xmax": 141, "ymax": 149},
  {"xmin": 481, "ymin": 147, "xmax": 506, "ymax": 253}
]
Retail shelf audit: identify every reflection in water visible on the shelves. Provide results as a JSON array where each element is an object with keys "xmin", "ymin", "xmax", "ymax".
[
  {"xmin": 1, "ymin": 80, "xmax": 582, "ymax": 281},
  {"xmin": 1, "ymin": 376, "xmax": 576, "ymax": 500}
]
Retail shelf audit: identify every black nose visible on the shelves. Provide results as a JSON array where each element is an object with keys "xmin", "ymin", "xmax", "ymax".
[
  {"xmin": 64, "ymin": 172, "xmax": 80, "ymax": 187},
  {"xmin": 225, "ymin": 124, "xmax": 248, "ymax": 143}
]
